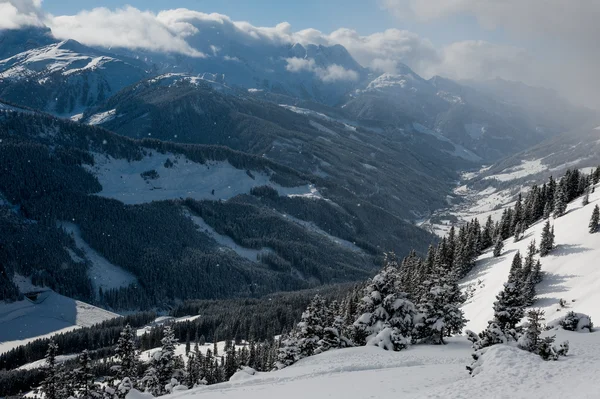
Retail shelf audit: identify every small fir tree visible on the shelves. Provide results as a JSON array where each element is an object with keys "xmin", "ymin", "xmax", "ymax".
[
  {"xmin": 493, "ymin": 236, "xmax": 504, "ymax": 257},
  {"xmin": 539, "ymin": 221, "xmax": 554, "ymax": 257},
  {"xmin": 589, "ymin": 205, "xmax": 599, "ymax": 233}
]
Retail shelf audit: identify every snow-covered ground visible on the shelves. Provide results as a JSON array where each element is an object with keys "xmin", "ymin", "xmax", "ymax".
[
  {"xmin": 483, "ymin": 159, "xmax": 546, "ymax": 182},
  {"xmin": 462, "ymin": 182, "xmax": 600, "ymax": 332},
  {"xmin": 140, "ymin": 328, "xmax": 600, "ymax": 399},
  {"xmin": 86, "ymin": 151, "xmax": 316, "ymax": 205},
  {"xmin": 58, "ymin": 221, "xmax": 138, "ymax": 293},
  {"xmin": 0, "ymin": 291, "xmax": 118, "ymax": 355}
]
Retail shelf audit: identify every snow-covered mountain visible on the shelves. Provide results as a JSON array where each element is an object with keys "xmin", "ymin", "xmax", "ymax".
[
  {"xmin": 342, "ymin": 70, "xmax": 592, "ymax": 161},
  {"xmin": 0, "ymin": 39, "xmax": 148, "ymax": 115}
]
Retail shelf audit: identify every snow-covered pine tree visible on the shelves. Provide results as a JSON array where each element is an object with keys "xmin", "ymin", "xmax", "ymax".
[
  {"xmin": 41, "ymin": 340, "xmax": 60, "ymax": 399},
  {"xmin": 353, "ymin": 256, "xmax": 416, "ymax": 350},
  {"xmin": 74, "ymin": 350, "xmax": 97, "ymax": 398},
  {"xmin": 493, "ymin": 236, "xmax": 504, "ymax": 257},
  {"xmin": 493, "ymin": 282, "xmax": 525, "ymax": 332},
  {"xmin": 297, "ymin": 294, "xmax": 328, "ymax": 357},
  {"xmin": 553, "ymin": 183, "xmax": 568, "ymax": 218},
  {"xmin": 481, "ymin": 216, "xmax": 494, "ymax": 249},
  {"xmin": 318, "ymin": 301, "xmax": 351, "ymax": 353},
  {"xmin": 518, "ymin": 308, "xmax": 543, "ymax": 353},
  {"xmin": 141, "ymin": 366, "xmax": 161, "ymax": 396},
  {"xmin": 508, "ymin": 251, "xmax": 523, "ymax": 288},
  {"xmin": 589, "ymin": 204, "xmax": 599, "ymax": 233},
  {"xmin": 143, "ymin": 325, "xmax": 179, "ymax": 395},
  {"xmin": 521, "ymin": 241, "xmax": 537, "ymax": 305},
  {"xmin": 115, "ymin": 324, "xmax": 139, "ymax": 383},
  {"xmin": 413, "ymin": 261, "xmax": 466, "ymax": 345},
  {"xmin": 540, "ymin": 220, "xmax": 554, "ymax": 257},
  {"xmin": 532, "ymin": 259, "xmax": 543, "ymax": 284}
]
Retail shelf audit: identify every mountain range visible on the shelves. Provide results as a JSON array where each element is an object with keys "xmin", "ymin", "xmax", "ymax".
[{"xmin": 1, "ymin": 22, "xmax": 599, "ymax": 312}]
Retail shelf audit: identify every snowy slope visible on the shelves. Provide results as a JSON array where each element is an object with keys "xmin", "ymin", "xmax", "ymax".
[
  {"xmin": 0, "ymin": 291, "xmax": 118, "ymax": 355},
  {"xmin": 461, "ymin": 183, "xmax": 600, "ymax": 332},
  {"xmin": 58, "ymin": 222, "xmax": 138, "ymax": 293},
  {"xmin": 87, "ymin": 151, "xmax": 315, "ymax": 205},
  {"xmin": 140, "ymin": 330, "xmax": 600, "ymax": 399},
  {"xmin": 0, "ymin": 39, "xmax": 147, "ymax": 115}
]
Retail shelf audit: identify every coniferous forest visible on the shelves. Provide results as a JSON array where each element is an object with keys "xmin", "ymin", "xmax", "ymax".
[{"xmin": 2, "ymin": 160, "xmax": 597, "ymax": 397}]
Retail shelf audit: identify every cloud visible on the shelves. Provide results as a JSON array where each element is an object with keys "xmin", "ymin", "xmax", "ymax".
[
  {"xmin": 0, "ymin": 0, "xmax": 44, "ymax": 29},
  {"xmin": 323, "ymin": 28, "xmax": 440, "ymax": 74},
  {"xmin": 48, "ymin": 7, "xmax": 204, "ymax": 57},
  {"xmin": 431, "ymin": 40, "xmax": 535, "ymax": 82},
  {"xmin": 382, "ymin": 0, "xmax": 600, "ymax": 107},
  {"xmin": 285, "ymin": 57, "xmax": 359, "ymax": 82}
]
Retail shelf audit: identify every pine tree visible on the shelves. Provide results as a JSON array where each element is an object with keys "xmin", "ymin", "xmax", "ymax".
[
  {"xmin": 508, "ymin": 251, "xmax": 523, "ymax": 287},
  {"xmin": 115, "ymin": 324, "xmax": 139, "ymax": 383},
  {"xmin": 353, "ymin": 257, "xmax": 416, "ymax": 350},
  {"xmin": 553, "ymin": 183, "xmax": 567, "ymax": 218},
  {"xmin": 493, "ymin": 282, "xmax": 524, "ymax": 332},
  {"xmin": 297, "ymin": 295, "xmax": 328, "ymax": 357},
  {"xmin": 41, "ymin": 340, "xmax": 60, "ymax": 399},
  {"xmin": 143, "ymin": 325, "xmax": 178, "ymax": 395},
  {"xmin": 481, "ymin": 216, "xmax": 494, "ymax": 249},
  {"xmin": 589, "ymin": 205, "xmax": 600, "ymax": 233},
  {"xmin": 518, "ymin": 309, "xmax": 544, "ymax": 353},
  {"xmin": 413, "ymin": 261, "xmax": 466, "ymax": 345},
  {"xmin": 493, "ymin": 236, "xmax": 504, "ymax": 257},
  {"xmin": 540, "ymin": 221, "xmax": 554, "ymax": 257},
  {"xmin": 74, "ymin": 350, "xmax": 97, "ymax": 398},
  {"xmin": 532, "ymin": 259, "xmax": 543, "ymax": 284}
]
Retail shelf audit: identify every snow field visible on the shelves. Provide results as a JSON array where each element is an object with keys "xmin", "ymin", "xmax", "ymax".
[
  {"xmin": 0, "ymin": 291, "xmax": 118, "ymax": 355},
  {"xmin": 86, "ymin": 151, "xmax": 316, "ymax": 205}
]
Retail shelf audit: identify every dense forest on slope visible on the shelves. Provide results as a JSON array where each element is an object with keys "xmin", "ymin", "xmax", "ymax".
[{"xmin": 0, "ymin": 110, "xmax": 435, "ymax": 309}]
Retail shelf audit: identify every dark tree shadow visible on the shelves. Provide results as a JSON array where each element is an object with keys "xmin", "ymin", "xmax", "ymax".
[
  {"xmin": 550, "ymin": 244, "xmax": 593, "ymax": 257},
  {"xmin": 536, "ymin": 272, "xmax": 579, "ymax": 295},
  {"xmin": 465, "ymin": 249, "xmax": 519, "ymax": 281}
]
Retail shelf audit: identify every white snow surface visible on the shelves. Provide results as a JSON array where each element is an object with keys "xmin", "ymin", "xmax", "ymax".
[
  {"xmin": 146, "ymin": 330, "xmax": 600, "ymax": 399},
  {"xmin": 88, "ymin": 109, "xmax": 116, "ymax": 125},
  {"xmin": 483, "ymin": 159, "xmax": 547, "ymax": 182},
  {"xmin": 0, "ymin": 291, "xmax": 118, "ymax": 354},
  {"xmin": 186, "ymin": 213, "xmax": 270, "ymax": 262},
  {"xmin": 58, "ymin": 221, "xmax": 138, "ymax": 292},
  {"xmin": 461, "ymin": 182, "xmax": 600, "ymax": 332},
  {"xmin": 86, "ymin": 151, "xmax": 315, "ymax": 204}
]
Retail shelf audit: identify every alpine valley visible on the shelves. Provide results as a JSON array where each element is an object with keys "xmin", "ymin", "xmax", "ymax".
[{"xmin": 1, "ymin": 8, "xmax": 600, "ymax": 399}]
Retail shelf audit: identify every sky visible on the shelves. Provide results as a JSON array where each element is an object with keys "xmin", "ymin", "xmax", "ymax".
[{"xmin": 1, "ymin": 0, "xmax": 600, "ymax": 109}]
